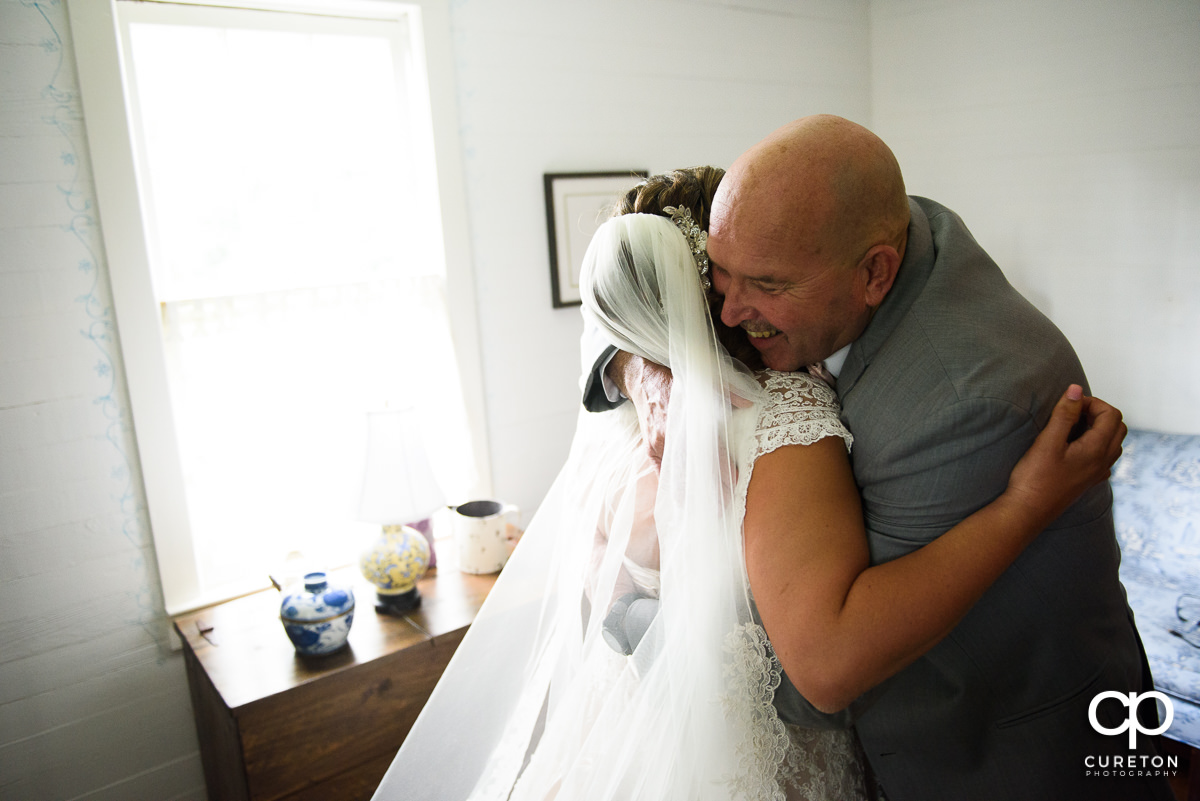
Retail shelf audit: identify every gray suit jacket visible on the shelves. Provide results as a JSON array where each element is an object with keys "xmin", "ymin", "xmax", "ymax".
[
  {"xmin": 774, "ymin": 197, "xmax": 1169, "ymax": 801},
  {"xmin": 581, "ymin": 198, "xmax": 1171, "ymax": 800}
]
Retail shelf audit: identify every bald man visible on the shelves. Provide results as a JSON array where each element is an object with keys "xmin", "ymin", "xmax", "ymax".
[{"xmin": 583, "ymin": 117, "xmax": 1171, "ymax": 801}]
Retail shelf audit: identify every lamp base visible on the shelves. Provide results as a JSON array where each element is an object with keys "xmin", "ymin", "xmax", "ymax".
[{"xmin": 374, "ymin": 587, "xmax": 421, "ymax": 616}]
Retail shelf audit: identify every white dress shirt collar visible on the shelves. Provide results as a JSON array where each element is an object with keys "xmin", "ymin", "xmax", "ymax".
[{"xmin": 823, "ymin": 344, "xmax": 852, "ymax": 378}]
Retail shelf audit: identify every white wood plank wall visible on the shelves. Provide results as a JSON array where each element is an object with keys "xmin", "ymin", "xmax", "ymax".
[
  {"xmin": 0, "ymin": 0, "xmax": 206, "ymax": 799},
  {"xmin": 871, "ymin": 0, "xmax": 1200, "ymax": 434}
]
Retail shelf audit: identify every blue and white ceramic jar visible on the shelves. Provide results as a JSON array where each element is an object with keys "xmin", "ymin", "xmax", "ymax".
[{"xmin": 280, "ymin": 572, "xmax": 355, "ymax": 656}]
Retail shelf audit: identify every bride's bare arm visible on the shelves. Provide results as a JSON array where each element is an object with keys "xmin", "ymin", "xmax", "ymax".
[{"xmin": 744, "ymin": 385, "xmax": 1126, "ymax": 714}]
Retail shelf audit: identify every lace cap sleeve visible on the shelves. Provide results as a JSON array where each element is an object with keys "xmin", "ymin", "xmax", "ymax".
[{"xmin": 754, "ymin": 371, "xmax": 852, "ymax": 460}]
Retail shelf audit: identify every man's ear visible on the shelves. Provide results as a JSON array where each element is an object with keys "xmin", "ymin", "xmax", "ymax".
[{"xmin": 859, "ymin": 245, "xmax": 901, "ymax": 308}]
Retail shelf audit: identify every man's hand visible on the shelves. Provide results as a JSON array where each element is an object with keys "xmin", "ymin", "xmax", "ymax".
[
  {"xmin": 608, "ymin": 351, "xmax": 673, "ymax": 471},
  {"xmin": 1006, "ymin": 384, "xmax": 1128, "ymax": 526}
]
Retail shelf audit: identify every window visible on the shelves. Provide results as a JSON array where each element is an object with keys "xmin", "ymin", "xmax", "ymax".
[{"xmin": 70, "ymin": 0, "xmax": 489, "ymax": 614}]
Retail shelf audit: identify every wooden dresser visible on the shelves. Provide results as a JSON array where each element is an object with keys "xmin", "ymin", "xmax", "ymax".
[{"xmin": 173, "ymin": 566, "xmax": 496, "ymax": 801}]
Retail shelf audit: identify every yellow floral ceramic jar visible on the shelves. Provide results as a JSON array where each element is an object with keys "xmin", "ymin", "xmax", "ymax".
[{"xmin": 359, "ymin": 524, "xmax": 431, "ymax": 615}]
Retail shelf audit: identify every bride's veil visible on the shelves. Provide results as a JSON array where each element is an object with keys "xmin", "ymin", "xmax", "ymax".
[{"xmin": 372, "ymin": 213, "xmax": 767, "ymax": 801}]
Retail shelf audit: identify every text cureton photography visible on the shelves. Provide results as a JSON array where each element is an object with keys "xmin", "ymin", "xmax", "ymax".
[
  {"xmin": 1084, "ymin": 754, "xmax": 1179, "ymax": 779},
  {"xmin": 1085, "ymin": 691, "xmax": 1180, "ymax": 780}
]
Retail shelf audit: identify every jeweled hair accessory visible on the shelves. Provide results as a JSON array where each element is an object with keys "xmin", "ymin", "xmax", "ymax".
[{"xmin": 663, "ymin": 206, "xmax": 711, "ymax": 291}]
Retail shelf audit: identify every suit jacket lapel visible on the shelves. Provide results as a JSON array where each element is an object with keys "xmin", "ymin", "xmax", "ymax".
[{"xmin": 837, "ymin": 197, "xmax": 936, "ymax": 399}]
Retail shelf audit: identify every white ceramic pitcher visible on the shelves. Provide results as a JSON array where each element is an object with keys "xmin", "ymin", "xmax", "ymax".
[{"xmin": 450, "ymin": 500, "xmax": 520, "ymax": 574}]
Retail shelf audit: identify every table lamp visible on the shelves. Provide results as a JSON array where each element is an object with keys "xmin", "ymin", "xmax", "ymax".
[{"xmin": 357, "ymin": 408, "xmax": 444, "ymax": 615}]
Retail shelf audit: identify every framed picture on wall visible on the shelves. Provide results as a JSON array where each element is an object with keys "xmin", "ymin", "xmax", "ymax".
[{"xmin": 544, "ymin": 171, "xmax": 648, "ymax": 307}]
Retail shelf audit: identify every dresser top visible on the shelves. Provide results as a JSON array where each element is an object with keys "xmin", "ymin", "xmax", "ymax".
[{"xmin": 173, "ymin": 566, "xmax": 496, "ymax": 710}]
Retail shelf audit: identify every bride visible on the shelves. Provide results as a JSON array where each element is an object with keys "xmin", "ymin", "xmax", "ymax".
[{"xmin": 372, "ymin": 169, "xmax": 1125, "ymax": 801}]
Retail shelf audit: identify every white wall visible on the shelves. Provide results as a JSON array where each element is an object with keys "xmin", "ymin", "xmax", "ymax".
[
  {"xmin": 0, "ymin": 1, "xmax": 205, "ymax": 798},
  {"xmin": 453, "ymin": 0, "xmax": 871, "ymax": 520},
  {"xmin": 870, "ymin": 0, "xmax": 1200, "ymax": 434}
]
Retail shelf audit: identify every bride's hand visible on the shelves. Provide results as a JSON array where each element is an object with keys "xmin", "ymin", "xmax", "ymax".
[
  {"xmin": 608, "ymin": 351, "xmax": 673, "ymax": 471},
  {"xmin": 1005, "ymin": 384, "xmax": 1127, "ymax": 526}
]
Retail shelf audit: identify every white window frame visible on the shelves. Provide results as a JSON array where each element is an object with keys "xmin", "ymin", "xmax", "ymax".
[{"xmin": 68, "ymin": 0, "xmax": 490, "ymax": 615}]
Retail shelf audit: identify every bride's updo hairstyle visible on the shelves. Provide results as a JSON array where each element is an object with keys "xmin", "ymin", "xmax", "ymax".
[
  {"xmin": 606, "ymin": 167, "xmax": 760, "ymax": 368},
  {"xmin": 613, "ymin": 166, "xmax": 724, "ymax": 232}
]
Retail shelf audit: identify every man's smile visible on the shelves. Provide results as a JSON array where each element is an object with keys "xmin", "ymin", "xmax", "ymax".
[{"xmin": 743, "ymin": 324, "xmax": 780, "ymax": 339}]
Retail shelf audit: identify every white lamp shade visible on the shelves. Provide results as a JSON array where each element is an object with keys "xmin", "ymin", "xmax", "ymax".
[{"xmin": 357, "ymin": 408, "xmax": 446, "ymax": 524}]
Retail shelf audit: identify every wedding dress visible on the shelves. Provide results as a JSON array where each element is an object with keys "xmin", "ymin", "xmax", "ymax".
[{"xmin": 372, "ymin": 214, "xmax": 866, "ymax": 801}]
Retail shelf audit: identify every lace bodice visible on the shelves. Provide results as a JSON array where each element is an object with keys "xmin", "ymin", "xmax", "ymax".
[
  {"xmin": 722, "ymin": 370, "xmax": 866, "ymax": 801},
  {"xmin": 731, "ymin": 370, "xmax": 853, "ymax": 581},
  {"xmin": 753, "ymin": 370, "xmax": 852, "ymax": 460}
]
